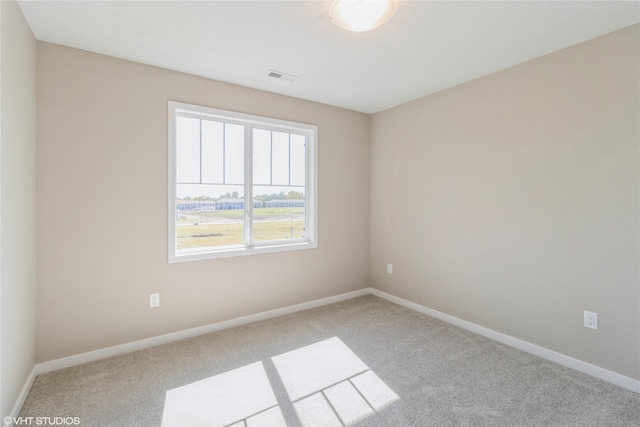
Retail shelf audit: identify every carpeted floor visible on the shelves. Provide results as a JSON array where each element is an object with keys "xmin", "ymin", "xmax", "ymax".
[{"xmin": 19, "ymin": 295, "xmax": 640, "ymax": 426}]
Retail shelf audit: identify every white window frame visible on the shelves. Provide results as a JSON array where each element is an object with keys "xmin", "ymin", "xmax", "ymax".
[{"xmin": 168, "ymin": 101, "xmax": 318, "ymax": 263}]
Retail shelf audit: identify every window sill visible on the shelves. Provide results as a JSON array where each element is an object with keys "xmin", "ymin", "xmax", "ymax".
[{"xmin": 169, "ymin": 240, "xmax": 318, "ymax": 263}]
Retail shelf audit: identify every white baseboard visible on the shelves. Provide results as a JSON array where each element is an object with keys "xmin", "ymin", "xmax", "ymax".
[
  {"xmin": 14, "ymin": 285, "xmax": 638, "ymax": 419},
  {"xmin": 36, "ymin": 288, "xmax": 370, "ymax": 375},
  {"xmin": 8, "ymin": 366, "xmax": 37, "ymax": 425},
  {"xmin": 369, "ymin": 288, "xmax": 640, "ymax": 394}
]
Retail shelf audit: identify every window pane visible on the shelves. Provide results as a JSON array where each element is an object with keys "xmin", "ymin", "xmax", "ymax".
[
  {"xmin": 253, "ymin": 129, "xmax": 271, "ymax": 185},
  {"xmin": 225, "ymin": 123, "xmax": 244, "ymax": 185},
  {"xmin": 290, "ymin": 134, "xmax": 306, "ymax": 187},
  {"xmin": 272, "ymin": 132, "xmax": 289, "ymax": 186},
  {"xmin": 201, "ymin": 120, "xmax": 224, "ymax": 184},
  {"xmin": 176, "ymin": 184, "xmax": 244, "ymax": 250},
  {"xmin": 176, "ymin": 116, "xmax": 200, "ymax": 183},
  {"xmin": 170, "ymin": 101, "xmax": 316, "ymax": 262},
  {"xmin": 252, "ymin": 185, "xmax": 305, "ymax": 243}
]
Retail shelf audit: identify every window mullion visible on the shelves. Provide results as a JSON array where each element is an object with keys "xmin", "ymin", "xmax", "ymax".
[
  {"xmin": 288, "ymin": 132, "xmax": 291, "ymax": 186},
  {"xmin": 269, "ymin": 130, "xmax": 273, "ymax": 186},
  {"xmin": 244, "ymin": 125, "xmax": 253, "ymax": 247},
  {"xmin": 222, "ymin": 123, "xmax": 227, "ymax": 184},
  {"xmin": 199, "ymin": 119, "xmax": 203, "ymax": 184},
  {"xmin": 305, "ymin": 136, "xmax": 311, "ymax": 241}
]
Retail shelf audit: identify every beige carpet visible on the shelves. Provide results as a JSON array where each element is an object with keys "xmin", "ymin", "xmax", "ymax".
[{"xmin": 19, "ymin": 295, "xmax": 640, "ymax": 426}]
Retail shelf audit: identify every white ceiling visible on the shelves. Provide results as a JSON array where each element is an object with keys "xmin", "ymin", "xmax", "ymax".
[{"xmin": 17, "ymin": 1, "xmax": 640, "ymax": 114}]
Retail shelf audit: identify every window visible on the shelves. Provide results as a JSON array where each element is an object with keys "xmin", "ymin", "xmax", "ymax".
[{"xmin": 168, "ymin": 101, "xmax": 317, "ymax": 262}]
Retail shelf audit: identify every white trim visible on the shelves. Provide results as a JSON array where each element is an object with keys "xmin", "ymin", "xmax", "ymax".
[
  {"xmin": 8, "ymin": 366, "xmax": 37, "ymax": 425},
  {"xmin": 370, "ymin": 288, "xmax": 640, "ymax": 394},
  {"xmin": 13, "ymin": 286, "xmax": 637, "ymax": 418},
  {"xmin": 36, "ymin": 288, "xmax": 369, "ymax": 375},
  {"xmin": 171, "ymin": 101, "xmax": 316, "ymax": 133},
  {"xmin": 169, "ymin": 240, "xmax": 317, "ymax": 263},
  {"xmin": 167, "ymin": 101, "xmax": 177, "ymax": 263}
]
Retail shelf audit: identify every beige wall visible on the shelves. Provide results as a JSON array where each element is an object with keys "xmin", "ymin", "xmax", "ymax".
[
  {"xmin": 1, "ymin": 0, "xmax": 37, "ymax": 416},
  {"xmin": 371, "ymin": 24, "xmax": 640, "ymax": 380},
  {"xmin": 36, "ymin": 43, "xmax": 370, "ymax": 362},
  {"xmin": 27, "ymin": 18, "xmax": 640, "ymax": 385}
]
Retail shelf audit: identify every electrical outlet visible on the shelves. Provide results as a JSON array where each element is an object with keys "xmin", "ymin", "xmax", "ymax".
[
  {"xmin": 584, "ymin": 311, "xmax": 598, "ymax": 330},
  {"xmin": 150, "ymin": 293, "xmax": 160, "ymax": 308},
  {"xmin": 387, "ymin": 263, "xmax": 393, "ymax": 274}
]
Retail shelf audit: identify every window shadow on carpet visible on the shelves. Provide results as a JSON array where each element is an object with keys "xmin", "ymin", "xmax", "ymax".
[{"xmin": 162, "ymin": 337, "xmax": 399, "ymax": 426}]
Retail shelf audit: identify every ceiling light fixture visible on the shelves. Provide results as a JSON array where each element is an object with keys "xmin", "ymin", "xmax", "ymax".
[{"xmin": 329, "ymin": 0, "xmax": 397, "ymax": 32}]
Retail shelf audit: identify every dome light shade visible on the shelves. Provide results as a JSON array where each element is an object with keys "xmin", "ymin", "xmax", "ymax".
[{"xmin": 329, "ymin": 0, "xmax": 397, "ymax": 32}]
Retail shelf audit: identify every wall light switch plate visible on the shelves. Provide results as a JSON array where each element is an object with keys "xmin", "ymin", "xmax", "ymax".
[{"xmin": 387, "ymin": 263, "xmax": 393, "ymax": 274}]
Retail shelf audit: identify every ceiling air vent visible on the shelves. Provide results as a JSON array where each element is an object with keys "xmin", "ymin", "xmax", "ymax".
[{"xmin": 266, "ymin": 69, "xmax": 298, "ymax": 83}]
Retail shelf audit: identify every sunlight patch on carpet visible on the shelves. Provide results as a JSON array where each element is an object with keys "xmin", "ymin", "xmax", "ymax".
[
  {"xmin": 273, "ymin": 337, "xmax": 399, "ymax": 426},
  {"xmin": 162, "ymin": 337, "xmax": 398, "ymax": 426},
  {"xmin": 162, "ymin": 361, "xmax": 285, "ymax": 426},
  {"xmin": 271, "ymin": 337, "xmax": 369, "ymax": 401}
]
